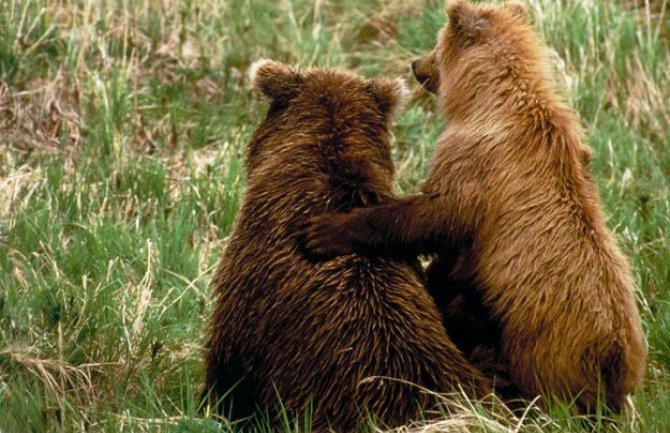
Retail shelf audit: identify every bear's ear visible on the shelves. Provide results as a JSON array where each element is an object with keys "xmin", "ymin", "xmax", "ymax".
[
  {"xmin": 446, "ymin": 0, "xmax": 489, "ymax": 43},
  {"xmin": 248, "ymin": 59, "xmax": 302, "ymax": 101},
  {"xmin": 368, "ymin": 77, "xmax": 409, "ymax": 118},
  {"xmin": 506, "ymin": 2, "xmax": 529, "ymax": 21}
]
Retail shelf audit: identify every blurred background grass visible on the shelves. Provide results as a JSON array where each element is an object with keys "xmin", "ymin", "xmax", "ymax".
[{"xmin": 0, "ymin": 0, "xmax": 668, "ymax": 432}]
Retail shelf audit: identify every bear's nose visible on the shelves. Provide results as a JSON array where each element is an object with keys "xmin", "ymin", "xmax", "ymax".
[{"xmin": 411, "ymin": 59, "xmax": 419, "ymax": 74}]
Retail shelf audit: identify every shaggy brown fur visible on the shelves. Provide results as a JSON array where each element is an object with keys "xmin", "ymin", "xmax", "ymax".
[
  {"xmin": 300, "ymin": 1, "xmax": 646, "ymax": 412},
  {"xmin": 204, "ymin": 60, "xmax": 490, "ymax": 432}
]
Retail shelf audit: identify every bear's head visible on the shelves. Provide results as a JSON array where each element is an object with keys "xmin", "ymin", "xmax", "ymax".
[
  {"xmin": 246, "ymin": 60, "xmax": 408, "ymax": 177},
  {"xmin": 412, "ymin": 1, "xmax": 537, "ymax": 118}
]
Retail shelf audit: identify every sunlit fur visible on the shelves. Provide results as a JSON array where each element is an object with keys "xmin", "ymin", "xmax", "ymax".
[
  {"xmin": 204, "ymin": 60, "xmax": 490, "ymax": 432},
  {"xmin": 302, "ymin": 1, "xmax": 646, "ymax": 412}
]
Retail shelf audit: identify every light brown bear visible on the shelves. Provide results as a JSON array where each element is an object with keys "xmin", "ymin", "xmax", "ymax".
[
  {"xmin": 204, "ymin": 60, "xmax": 490, "ymax": 432},
  {"xmin": 301, "ymin": 0, "xmax": 646, "ymax": 412}
]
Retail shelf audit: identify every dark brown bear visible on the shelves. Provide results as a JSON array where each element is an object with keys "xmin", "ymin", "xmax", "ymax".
[
  {"xmin": 301, "ymin": 1, "xmax": 646, "ymax": 413},
  {"xmin": 204, "ymin": 60, "xmax": 490, "ymax": 432}
]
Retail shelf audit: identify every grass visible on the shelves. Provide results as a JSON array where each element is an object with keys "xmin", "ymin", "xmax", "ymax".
[{"xmin": 0, "ymin": 0, "xmax": 668, "ymax": 431}]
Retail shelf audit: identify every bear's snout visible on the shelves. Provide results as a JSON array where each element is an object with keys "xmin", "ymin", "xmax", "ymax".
[
  {"xmin": 411, "ymin": 54, "xmax": 438, "ymax": 94},
  {"xmin": 411, "ymin": 59, "xmax": 420, "ymax": 75}
]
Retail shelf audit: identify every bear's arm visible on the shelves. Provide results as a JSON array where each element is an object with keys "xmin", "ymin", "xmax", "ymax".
[{"xmin": 300, "ymin": 194, "xmax": 470, "ymax": 258}]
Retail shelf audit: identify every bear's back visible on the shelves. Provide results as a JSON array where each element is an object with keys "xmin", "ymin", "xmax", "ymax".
[
  {"xmin": 205, "ymin": 62, "xmax": 490, "ymax": 429},
  {"xmin": 212, "ymin": 196, "xmax": 467, "ymax": 429}
]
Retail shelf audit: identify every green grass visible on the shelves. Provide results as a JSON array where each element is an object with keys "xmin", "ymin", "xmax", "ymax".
[{"xmin": 1, "ymin": 0, "xmax": 669, "ymax": 431}]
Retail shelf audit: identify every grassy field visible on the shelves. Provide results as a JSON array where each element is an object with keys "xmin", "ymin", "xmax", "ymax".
[{"xmin": 0, "ymin": 0, "xmax": 669, "ymax": 432}]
